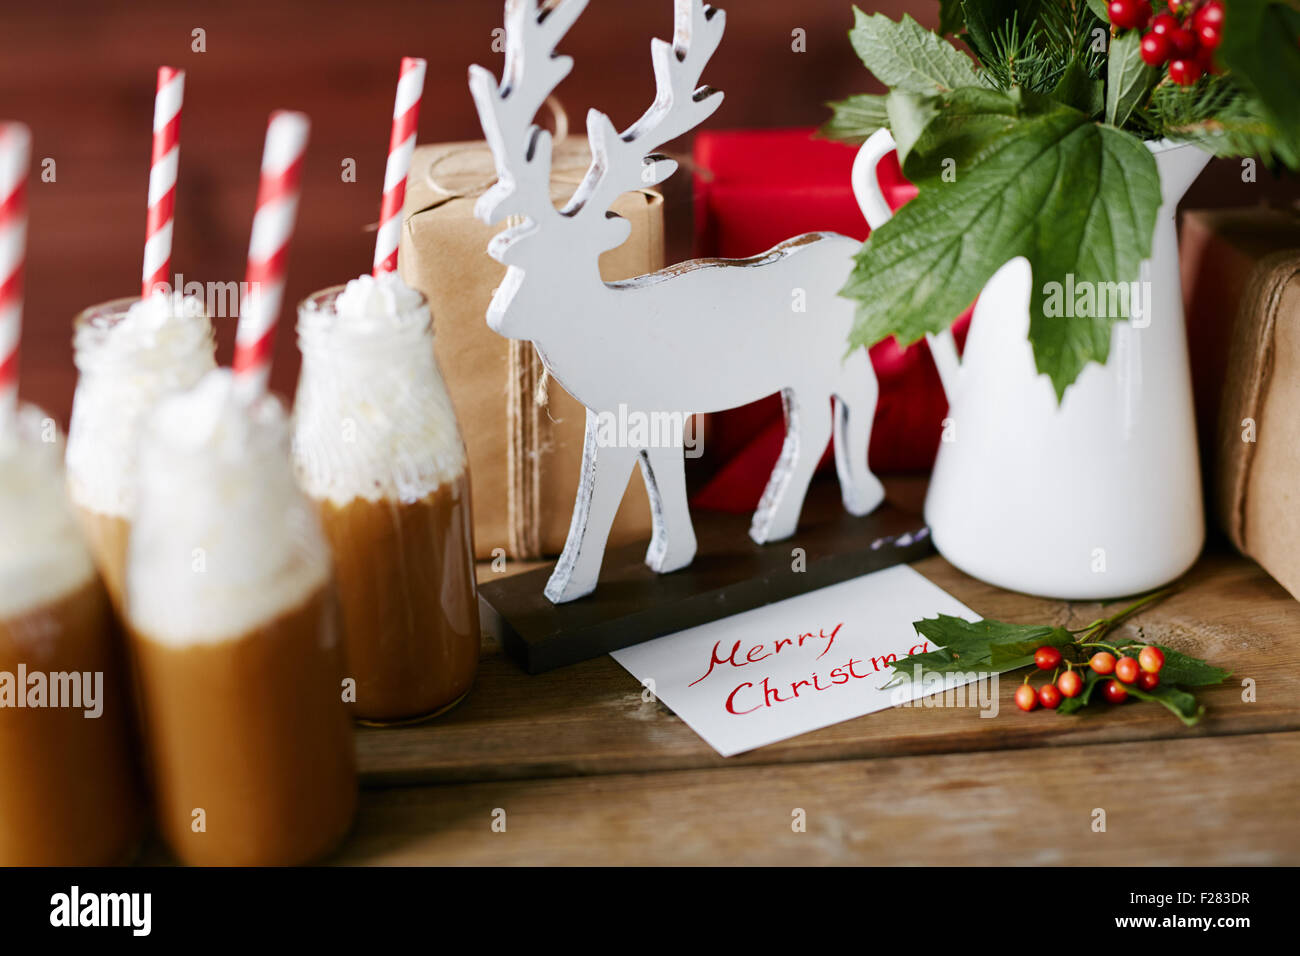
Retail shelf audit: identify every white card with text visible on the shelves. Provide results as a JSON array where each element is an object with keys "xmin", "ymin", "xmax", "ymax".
[{"xmin": 611, "ymin": 564, "xmax": 982, "ymax": 756}]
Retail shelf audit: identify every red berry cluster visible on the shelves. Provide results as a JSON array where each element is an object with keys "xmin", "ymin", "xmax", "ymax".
[
  {"xmin": 1108, "ymin": 0, "xmax": 1224, "ymax": 85},
  {"xmin": 1014, "ymin": 643, "xmax": 1166, "ymax": 711}
]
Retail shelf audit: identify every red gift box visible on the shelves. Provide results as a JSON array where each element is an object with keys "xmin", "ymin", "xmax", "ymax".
[{"xmin": 690, "ymin": 127, "xmax": 970, "ymax": 513}]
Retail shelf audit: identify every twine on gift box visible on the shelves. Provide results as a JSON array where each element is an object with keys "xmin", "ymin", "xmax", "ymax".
[
  {"xmin": 506, "ymin": 335, "xmax": 553, "ymax": 558},
  {"xmin": 499, "ymin": 212, "xmax": 556, "ymax": 412},
  {"xmin": 501, "ymin": 206, "xmax": 555, "ymax": 558},
  {"xmin": 534, "ymin": 366, "xmax": 551, "ymax": 408}
]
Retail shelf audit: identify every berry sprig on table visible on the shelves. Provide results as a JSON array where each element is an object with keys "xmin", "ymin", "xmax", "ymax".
[
  {"xmin": 885, "ymin": 589, "xmax": 1232, "ymax": 725},
  {"xmin": 1016, "ymin": 639, "xmax": 1167, "ymax": 711},
  {"xmin": 1109, "ymin": 0, "xmax": 1226, "ymax": 84}
]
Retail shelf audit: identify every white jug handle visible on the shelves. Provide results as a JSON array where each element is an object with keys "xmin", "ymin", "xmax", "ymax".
[
  {"xmin": 851, "ymin": 127, "xmax": 962, "ymax": 403},
  {"xmin": 924, "ymin": 329, "xmax": 962, "ymax": 403},
  {"xmin": 850, "ymin": 127, "xmax": 898, "ymax": 231}
]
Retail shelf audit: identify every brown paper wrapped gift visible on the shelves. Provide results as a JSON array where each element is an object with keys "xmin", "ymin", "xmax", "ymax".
[
  {"xmin": 1181, "ymin": 206, "xmax": 1300, "ymax": 599},
  {"xmin": 399, "ymin": 139, "xmax": 665, "ymax": 559}
]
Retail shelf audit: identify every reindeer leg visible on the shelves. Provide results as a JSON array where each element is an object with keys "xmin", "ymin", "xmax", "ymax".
[
  {"xmin": 832, "ymin": 399, "xmax": 885, "ymax": 518},
  {"xmin": 545, "ymin": 409, "xmax": 639, "ymax": 604},
  {"xmin": 639, "ymin": 443, "xmax": 697, "ymax": 574},
  {"xmin": 832, "ymin": 346, "xmax": 886, "ymax": 516},
  {"xmin": 750, "ymin": 388, "xmax": 832, "ymax": 545}
]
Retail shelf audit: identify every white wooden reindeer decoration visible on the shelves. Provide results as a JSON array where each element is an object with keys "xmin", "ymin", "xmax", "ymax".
[{"xmin": 470, "ymin": 0, "xmax": 884, "ymax": 604}]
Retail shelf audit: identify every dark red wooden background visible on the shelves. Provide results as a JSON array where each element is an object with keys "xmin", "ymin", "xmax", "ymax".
[{"xmin": 1, "ymin": 0, "xmax": 1292, "ymax": 423}]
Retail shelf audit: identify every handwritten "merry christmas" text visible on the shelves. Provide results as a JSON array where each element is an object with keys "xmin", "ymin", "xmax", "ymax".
[{"xmin": 687, "ymin": 623, "xmax": 931, "ymax": 716}]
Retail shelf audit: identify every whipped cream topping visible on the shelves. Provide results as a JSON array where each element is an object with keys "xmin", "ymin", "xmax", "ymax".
[
  {"xmin": 292, "ymin": 272, "xmax": 467, "ymax": 506},
  {"xmin": 329, "ymin": 271, "xmax": 426, "ymax": 333},
  {"xmin": 0, "ymin": 406, "xmax": 97, "ymax": 619},
  {"xmin": 66, "ymin": 292, "xmax": 216, "ymax": 518},
  {"xmin": 127, "ymin": 370, "xmax": 331, "ymax": 646}
]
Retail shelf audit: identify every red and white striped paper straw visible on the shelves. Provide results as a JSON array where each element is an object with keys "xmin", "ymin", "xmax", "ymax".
[
  {"xmin": 232, "ymin": 110, "xmax": 309, "ymax": 395},
  {"xmin": 372, "ymin": 56, "xmax": 426, "ymax": 276},
  {"xmin": 142, "ymin": 66, "xmax": 184, "ymax": 299},
  {"xmin": 0, "ymin": 122, "xmax": 31, "ymax": 427}
]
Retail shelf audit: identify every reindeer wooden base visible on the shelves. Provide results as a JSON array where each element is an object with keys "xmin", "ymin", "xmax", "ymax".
[
  {"xmin": 471, "ymin": 0, "xmax": 888, "ymax": 607},
  {"xmin": 480, "ymin": 480, "xmax": 931, "ymax": 673}
]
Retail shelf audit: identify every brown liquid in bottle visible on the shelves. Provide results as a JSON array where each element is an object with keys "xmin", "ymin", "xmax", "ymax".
[
  {"xmin": 318, "ymin": 473, "xmax": 479, "ymax": 723},
  {"xmin": 72, "ymin": 507, "xmax": 131, "ymax": 614},
  {"xmin": 66, "ymin": 295, "xmax": 217, "ymax": 618},
  {"xmin": 130, "ymin": 586, "xmax": 357, "ymax": 866},
  {"xmin": 294, "ymin": 281, "xmax": 481, "ymax": 725},
  {"xmin": 0, "ymin": 578, "xmax": 144, "ymax": 865}
]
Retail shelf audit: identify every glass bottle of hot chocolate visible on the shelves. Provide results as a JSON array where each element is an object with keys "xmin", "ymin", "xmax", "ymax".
[
  {"xmin": 292, "ymin": 272, "xmax": 479, "ymax": 724},
  {"xmin": 0, "ymin": 405, "xmax": 144, "ymax": 865},
  {"xmin": 126, "ymin": 370, "xmax": 357, "ymax": 866},
  {"xmin": 67, "ymin": 292, "xmax": 216, "ymax": 611}
]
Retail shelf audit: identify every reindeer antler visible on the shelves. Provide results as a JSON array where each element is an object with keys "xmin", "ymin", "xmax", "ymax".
[
  {"xmin": 469, "ymin": 0, "xmax": 587, "ymax": 241},
  {"xmin": 565, "ymin": 0, "xmax": 725, "ymax": 252},
  {"xmin": 471, "ymin": 0, "xmax": 725, "ymax": 264}
]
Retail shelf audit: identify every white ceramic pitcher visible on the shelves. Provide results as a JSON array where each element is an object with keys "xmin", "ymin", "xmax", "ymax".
[{"xmin": 852, "ymin": 128, "xmax": 1211, "ymax": 599}]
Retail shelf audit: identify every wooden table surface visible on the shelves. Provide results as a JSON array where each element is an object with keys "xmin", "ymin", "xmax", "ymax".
[{"xmin": 325, "ymin": 482, "xmax": 1300, "ymax": 866}]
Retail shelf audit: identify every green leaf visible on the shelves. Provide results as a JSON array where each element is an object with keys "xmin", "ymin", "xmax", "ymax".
[
  {"xmin": 885, "ymin": 613, "xmax": 1071, "ymax": 682},
  {"xmin": 938, "ymin": 0, "xmax": 966, "ymax": 36},
  {"xmin": 1084, "ymin": 0, "xmax": 1110, "ymax": 22},
  {"xmin": 987, "ymin": 627, "xmax": 1073, "ymax": 668},
  {"xmin": 1215, "ymin": 0, "xmax": 1300, "ymax": 143},
  {"xmin": 1056, "ymin": 669, "xmax": 1104, "ymax": 714},
  {"xmin": 1055, "ymin": 669, "xmax": 1208, "ymax": 724},
  {"xmin": 885, "ymin": 90, "xmax": 944, "ymax": 169},
  {"xmin": 1052, "ymin": 59, "xmax": 1104, "ymax": 118},
  {"xmin": 849, "ymin": 8, "xmax": 979, "ymax": 94},
  {"xmin": 1105, "ymin": 28, "xmax": 1155, "ymax": 127},
  {"xmin": 900, "ymin": 86, "xmax": 1029, "ymax": 177},
  {"xmin": 821, "ymin": 93, "xmax": 891, "ymax": 144},
  {"xmin": 881, "ymin": 649, "xmax": 977, "ymax": 684},
  {"xmin": 913, "ymin": 614, "xmax": 1058, "ymax": 653},
  {"xmin": 1126, "ymin": 683, "xmax": 1205, "ymax": 726},
  {"xmin": 1154, "ymin": 646, "xmax": 1231, "ymax": 687},
  {"xmin": 840, "ymin": 87, "xmax": 1161, "ymax": 399}
]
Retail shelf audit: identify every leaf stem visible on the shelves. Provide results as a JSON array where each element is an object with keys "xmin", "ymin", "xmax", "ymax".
[
  {"xmin": 1079, "ymin": 641, "xmax": 1120, "ymax": 654},
  {"xmin": 1099, "ymin": 586, "xmax": 1175, "ymax": 629},
  {"xmin": 1068, "ymin": 586, "xmax": 1174, "ymax": 654}
]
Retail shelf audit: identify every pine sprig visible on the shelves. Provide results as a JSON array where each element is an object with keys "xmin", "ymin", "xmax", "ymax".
[
  {"xmin": 1140, "ymin": 74, "xmax": 1300, "ymax": 167},
  {"xmin": 1145, "ymin": 73, "xmax": 1242, "ymax": 132},
  {"xmin": 967, "ymin": 0, "xmax": 1105, "ymax": 94},
  {"xmin": 975, "ymin": 12, "xmax": 1069, "ymax": 93},
  {"xmin": 1053, "ymin": 0, "xmax": 1107, "ymax": 71}
]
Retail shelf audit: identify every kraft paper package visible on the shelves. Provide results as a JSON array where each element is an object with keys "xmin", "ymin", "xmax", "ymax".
[
  {"xmin": 399, "ymin": 138, "xmax": 664, "ymax": 559},
  {"xmin": 1182, "ymin": 206, "xmax": 1300, "ymax": 600}
]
